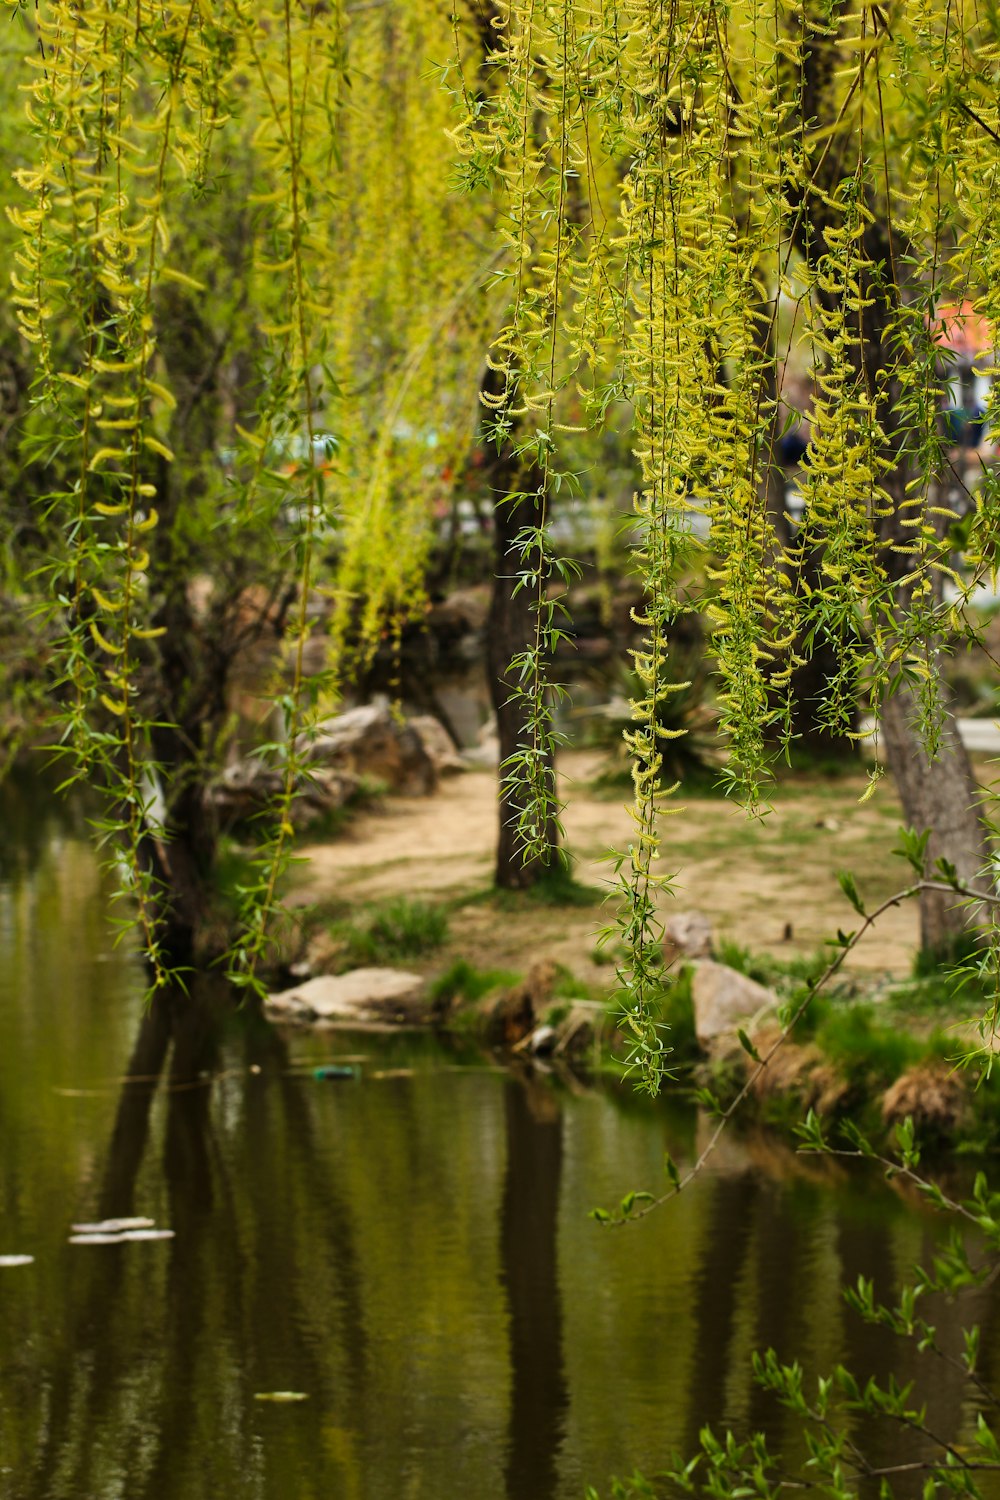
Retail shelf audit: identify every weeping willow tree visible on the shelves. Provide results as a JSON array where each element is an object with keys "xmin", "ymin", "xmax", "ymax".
[
  {"xmin": 1, "ymin": 0, "xmax": 494, "ymax": 982},
  {"xmin": 443, "ymin": 0, "xmax": 1000, "ymax": 1084},
  {"xmin": 4, "ymin": 0, "xmax": 999, "ymax": 1028}
]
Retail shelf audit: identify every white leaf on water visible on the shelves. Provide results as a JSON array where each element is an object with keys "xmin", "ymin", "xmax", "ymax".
[
  {"xmin": 71, "ymin": 1217, "xmax": 155, "ymax": 1234},
  {"xmin": 254, "ymin": 1392, "xmax": 310, "ymax": 1403},
  {"xmin": 0, "ymin": 1255, "xmax": 34, "ymax": 1268},
  {"xmin": 69, "ymin": 1228, "xmax": 175, "ymax": 1245}
]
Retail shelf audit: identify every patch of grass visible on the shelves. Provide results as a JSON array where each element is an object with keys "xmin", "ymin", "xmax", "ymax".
[
  {"xmin": 658, "ymin": 965, "xmax": 700, "ymax": 1062},
  {"xmin": 812, "ymin": 1003, "xmax": 930, "ymax": 1089},
  {"xmin": 331, "ymin": 897, "xmax": 449, "ymax": 966},
  {"xmin": 912, "ymin": 932, "xmax": 985, "ymax": 979},
  {"xmin": 523, "ymin": 862, "xmax": 605, "ymax": 907},
  {"xmin": 453, "ymin": 859, "xmax": 604, "ymax": 912},
  {"xmin": 543, "ymin": 1001, "xmax": 572, "ymax": 1028},
  {"xmin": 428, "ymin": 959, "xmax": 520, "ymax": 1009},
  {"xmin": 551, "ymin": 964, "xmax": 607, "ymax": 1003},
  {"xmin": 717, "ymin": 938, "xmax": 830, "ymax": 994}
]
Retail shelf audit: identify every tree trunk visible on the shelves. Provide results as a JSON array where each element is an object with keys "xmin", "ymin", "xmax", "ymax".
[
  {"xmin": 879, "ymin": 678, "xmax": 990, "ymax": 955},
  {"xmin": 499, "ymin": 1076, "xmax": 568, "ymax": 1499},
  {"xmin": 487, "ymin": 484, "xmax": 560, "ymax": 890},
  {"xmin": 791, "ymin": 14, "xmax": 991, "ymax": 951}
]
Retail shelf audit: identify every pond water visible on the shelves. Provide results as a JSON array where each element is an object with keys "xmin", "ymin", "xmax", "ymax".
[{"xmin": 1, "ymin": 774, "xmax": 998, "ymax": 1500}]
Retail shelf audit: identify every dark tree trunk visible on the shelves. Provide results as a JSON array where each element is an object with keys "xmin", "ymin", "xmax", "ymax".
[
  {"xmin": 499, "ymin": 1076, "xmax": 568, "ymax": 1500},
  {"xmin": 479, "ymin": 358, "xmax": 560, "ymax": 891},
  {"xmin": 487, "ymin": 483, "xmax": 560, "ymax": 890},
  {"xmin": 139, "ymin": 288, "xmax": 289, "ymax": 967}
]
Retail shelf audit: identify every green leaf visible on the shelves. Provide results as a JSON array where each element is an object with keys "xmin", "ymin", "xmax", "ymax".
[
  {"xmin": 837, "ymin": 869, "xmax": 866, "ymax": 916},
  {"xmin": 737, "ymin": 1027, "xmax": 761, "ymax": 1062}
]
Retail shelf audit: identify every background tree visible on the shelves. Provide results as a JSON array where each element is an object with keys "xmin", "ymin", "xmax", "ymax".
[
  {"xmin": 2, "ymin": 0, "xmax": 493, "ymax": 978},
  {"xmin": 449, "ymin": 0, "xmax": 1000, "ymax": 1075},
  {"xmin": 5, "ymin": 0, "xmax": 998, "ymax": 1015}
]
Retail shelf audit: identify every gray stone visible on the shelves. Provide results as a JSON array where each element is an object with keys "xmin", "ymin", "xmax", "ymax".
[
  {"xmin": 690, "ymin": 960, "xmax": 775, "ymax": 1051},
  {"xmin": 266, "ymin": 968, "xmax": 427, "ymax": 1025},
  {"xmin": 407, "ymin": 714, "xmax": 465, "ymax": 775},
  {"xmin": 209, "ymin": 760, "xmax": 359, "ymax": 829},
  {"xmin": 663, "ymin": 910, "xmax": 714, "ymax": 964},
  {"xmin": 298, "ymin": 703, "xmax": 437, "ymax": 795}
]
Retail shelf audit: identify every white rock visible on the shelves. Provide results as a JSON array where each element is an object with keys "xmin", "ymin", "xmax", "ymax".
[
  {"xmin": 526, "ymin": 1025, "xmax": 558, "ymax": 1056},
  {"xmin": 266, "ymin": 968, "xmax": 426, "ymax": 1023},
  {"xmin": 690, "ymin": 960, "xmax": 775, "ymax": 1051}
]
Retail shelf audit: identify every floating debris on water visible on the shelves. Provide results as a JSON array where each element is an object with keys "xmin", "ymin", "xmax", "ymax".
[
  {"xmin": 254, "ymin": 1391, "xmax": 310, "ymax": 1403},
  {"xmin": 0, "ymin": 1255, "xmax": 34, "ymax": 1268},
  {"xmin": 71, "ymin": 1217, "xmax": 155, "ymax": 1234},
  {"xmin": 68, "ymin": 1217, "xmax": 174, "ymax": 1245},
  {"xmin": 312, "ymin": 1065, "xmax": 358, "ymax": 1081}
]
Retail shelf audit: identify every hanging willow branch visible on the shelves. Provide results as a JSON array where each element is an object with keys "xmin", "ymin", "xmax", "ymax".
[{"xmin": 5, "ymin": 0, "xmax": 999, "ymax": 1036}]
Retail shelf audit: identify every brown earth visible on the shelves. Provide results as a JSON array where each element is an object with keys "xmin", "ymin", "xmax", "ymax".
[{"xmin": 293, "ymin": 751, "xmax": 925, "ymax": 987}]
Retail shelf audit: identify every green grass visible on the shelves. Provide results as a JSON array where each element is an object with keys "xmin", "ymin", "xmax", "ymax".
[
  {"xmin": 812, "ymin": 1003, "xmax": 928, "ymax": 1089},
  {"xmin": 716, "ymin": 938, "xmax": 833, "ymax": 995},
  {"xmin": 551, "ymin": 963, "xmax": 607, "ymax": 1003},
  {"xmin": 458, "ymin": 861, "xmax": 604, "ymax": 911},
  {"xmin": 329, "ymin": 897, "xmax": 449, "ymax": 967},
  {"xmin": 505, "ymin": 862, "xmax": 605, "ymax": 908},
  {"xmin": 428, "ymin": 959, "xmax": 520, "ymax": 1009}
]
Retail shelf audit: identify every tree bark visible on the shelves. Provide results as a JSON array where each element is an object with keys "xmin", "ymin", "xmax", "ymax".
[
  {"xmin": 879, "ymin": 678, "xmax": 990, "ymax": 955},
  {"xmin": 790, "ymin": 13, "xmax": 991, "ymax": 950},
  {"xmin": 487, "ymin": 481, "xmax": 560, "ymax": 890}
]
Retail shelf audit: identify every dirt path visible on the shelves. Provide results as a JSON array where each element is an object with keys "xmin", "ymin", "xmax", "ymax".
[{"xmin": 295, "ymin": 752, "xmax": 921, "ymax": 984}]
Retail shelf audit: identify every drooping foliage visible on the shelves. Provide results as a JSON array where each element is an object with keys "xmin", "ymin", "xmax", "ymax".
[
  {"xmin": 4, "ymin": 0, "xmax": 999, "ymax": 1054},
  {"xmin": 2, "ymin": 0, "xmax": 491, "ymax": 986},
  {"xmin": 446, "ymin": 0, "xmax": 1000, "ymax": 1087}
]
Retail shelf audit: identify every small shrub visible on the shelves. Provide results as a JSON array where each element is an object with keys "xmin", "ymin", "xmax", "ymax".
[{"xmin": 626, "ymin": 965, "xmax": 699, "ymax": 1065}]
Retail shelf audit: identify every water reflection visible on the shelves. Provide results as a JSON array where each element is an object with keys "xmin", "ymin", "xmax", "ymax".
[
  {"xmin": 501, "ymin": 1074, "xmax": 568, "ymax": 1500},
  {"xmin": 2, "ymin": 778, "xmax": 1000, "ymax": 1500}
]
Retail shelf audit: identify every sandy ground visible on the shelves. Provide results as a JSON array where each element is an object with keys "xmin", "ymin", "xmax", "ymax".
[{"xmin": 295, "ymin": 751, "xmax": 926, "ymax": 985}]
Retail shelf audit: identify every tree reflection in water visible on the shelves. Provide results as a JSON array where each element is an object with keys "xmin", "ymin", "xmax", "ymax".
[
  {"xmin": 501, "ymin": 1073, "xmax": 569, "ymax": 1500},
  {"xmin": 4, "ymin": 774, "xmax": 1000, "ymax": 1500}
]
